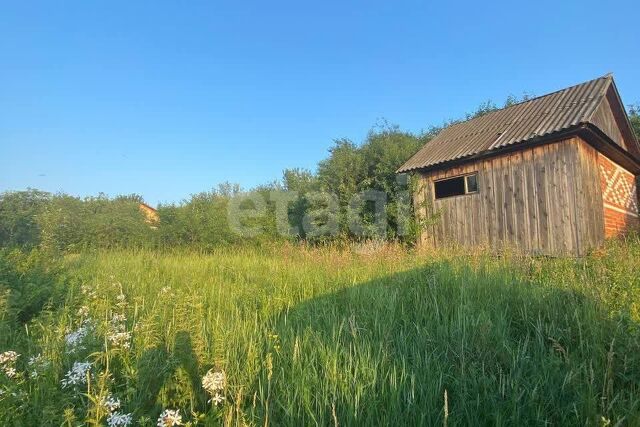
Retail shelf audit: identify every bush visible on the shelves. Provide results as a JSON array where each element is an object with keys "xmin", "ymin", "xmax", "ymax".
[{"xmin": 0, "ymin": 249, "xmax": 66, "ymax": 324}]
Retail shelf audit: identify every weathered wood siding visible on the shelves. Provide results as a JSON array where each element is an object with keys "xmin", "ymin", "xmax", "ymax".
[
  {"xmin": 591, "ymin": 94, "xmax": 627, "ymax": 151},
  {"xmin": 415, "ymin": 137, "xmax": 605, "ymax": 255},
  {"xmin": 590, "ymin": 85, "xmax": 640, "ymax": 160}
]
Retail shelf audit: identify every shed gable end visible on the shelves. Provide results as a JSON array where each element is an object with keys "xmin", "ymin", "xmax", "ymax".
[{"xmin": 589, "ymin": 84, "xmax": 640, "ymax": 161}]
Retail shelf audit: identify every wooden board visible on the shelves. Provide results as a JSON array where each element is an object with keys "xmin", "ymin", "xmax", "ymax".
[{"xmin": 414, "ymin": 137, "xmax": 607, "ymax": 255}]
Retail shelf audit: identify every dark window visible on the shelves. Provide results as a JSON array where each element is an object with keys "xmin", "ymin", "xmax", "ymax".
[
  {"xmin": 434, "ymin": 176, "xmax": 465, "ymax": 199},
  {"xmin": 434, "ymin": 173, "xmax": 479, "ymax": 199},
  {"xmin": 465, "ymin": 174, "xmax": 478, "ymax": 193}
]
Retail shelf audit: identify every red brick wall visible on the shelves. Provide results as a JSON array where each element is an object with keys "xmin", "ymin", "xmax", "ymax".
[{"xmin": 598, "ymin": 154, "xmax": 639, "ymax": 237}]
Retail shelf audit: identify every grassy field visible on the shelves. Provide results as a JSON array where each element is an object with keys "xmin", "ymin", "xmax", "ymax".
[{"xmin": 1, "ymin": 239, "xmax": 640, "ymax": 426}]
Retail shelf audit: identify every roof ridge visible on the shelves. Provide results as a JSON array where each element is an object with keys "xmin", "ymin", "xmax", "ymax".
[
  {"xmin": 461, "ymin": 74, "xmax": 613, "ymax": 122},
  {"xmin": 444, "ymin": 87, "xmax": 605, "ymax": 144},
  {"xmin": 584, "ymin": 74, "xmax": 613, "ymax": 125}
]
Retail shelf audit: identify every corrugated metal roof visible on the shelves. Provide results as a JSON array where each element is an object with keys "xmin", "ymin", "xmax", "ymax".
[{"xmin": 398, "ymin": 75, "xmax": 614, "ymax": 173}]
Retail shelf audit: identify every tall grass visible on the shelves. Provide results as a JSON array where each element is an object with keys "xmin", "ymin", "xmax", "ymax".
[{"xmin": 1, "ymin": 239, "xmax": 639, "ymax": 425}]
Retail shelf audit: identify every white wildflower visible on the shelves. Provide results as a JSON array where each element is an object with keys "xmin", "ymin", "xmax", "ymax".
[
  {"xmin": 107, "ymin": 412, "xmax": 133, "ymax": 427},
  {"xmin": 108, "ymin": 331, "xmax": 132, "ymax": 349},
  {"xmin": 28, "ymin": 354, "xmax": 51, "ymax": 378},
  {"xmin": 61, "ymin": 361, "xmax": 91, "ymax": 388},
  {"xmin": 211, "ymin": 392, "xmax": 225, "ymax": 406},
  {"xmin": 0, "ymin": 351, "xmax": 19, "ymax": 378},
  {"xmin": 0, "ymin": 351, "xmax": 19, "ymax": 365},
  {"xmin": 202, "ymin": 370, "xmax": 226, "ymax": 405},
  {"xmin": 102, "ymin": 395, "xmax": 121, "ymax": 412},
  {"xmin": 157, "ymin": 409, "xmax": 182, "ymax": 426},
  {"xmin": 160, "ymin": 286, "xmax": 171, "ymax": 295},
  {"xmin": 202, "ymin": 370, "xmax": 226, "ymax": 394},
  {"xmin": 111, "ymin": 313, "xmax": 127, "ymax": 324},
  {"xmin": 81, "ymin": 285, "xmax": 97, "ymax": 299},
  {"xmin": 65, "ymin": 320, "xmax": 93, "ymax": 352},
  {"xmin": 28, "ymin": 354, "xmax": 44, "ymax": 366},
  {"xmin": 107, "ymin": 313, "xmax": 131, "ymax": 349}
]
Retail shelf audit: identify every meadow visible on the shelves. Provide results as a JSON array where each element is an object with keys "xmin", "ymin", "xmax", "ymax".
[{"xmin": 1, "ymin": 239, "xmax": 640, "ymax": 426}]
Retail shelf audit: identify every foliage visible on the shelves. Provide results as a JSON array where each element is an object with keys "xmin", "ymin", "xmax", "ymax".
[
  {"xmin": 38, "ymin": 193, "xmax": 152, "ymax": 252},
  {"xmin": 156, "ymin": 187, "xmax": 240, "ymax": 249},
  {"xmin": 0, "ymin": 189, "xmax": 50, "ymax": 249},
  {"xmin": 0, "ymin": 248, "xmax": 66, "ymax": 325},
  {"xmin": 1, "ymin": 239, "xmax": 640, "ymax": 425},
  {"xmin": 314, "ymin": 121, "xmax": 425, "ymax": 242},
  {"xmin": 0, "ymin": 124, "xmax": 429, "ymax": 250},
  {"xmin": 629, "ymin": 104, "xmax": 640, "ymax": 140}
]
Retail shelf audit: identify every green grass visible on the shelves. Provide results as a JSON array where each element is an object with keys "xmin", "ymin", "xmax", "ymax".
[{"xmin": 1, "ymin": 239, "xmax": 640, "ymax": 426}]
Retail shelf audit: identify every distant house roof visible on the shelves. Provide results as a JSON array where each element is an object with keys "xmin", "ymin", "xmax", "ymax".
[
  {"xmin": 398, "ymin": 75, "xmax": 640, "ymax": 173},
  {"xmin": 139, "ymin": 202, "xmax": 157, "ymax": 213},
  {"xmin": 139, "ymin": 202, "xmax": 159, "ymax": 224}
]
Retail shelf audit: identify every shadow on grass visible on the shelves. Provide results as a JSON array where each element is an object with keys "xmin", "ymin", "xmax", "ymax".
[
  {"xmin": 125, "ymin": 259, "xmax": 640, "ymax": 426},
  {"xmin": 134, "ymin": 331, "xmax": 207, "ymax": 414},
  {"xmin": 263, "ymin": 260, "xmax": 640, "ymax": 426},
  {"xmin": 0, "ymin": 249, "xmax": 67, "ymax": 325}
]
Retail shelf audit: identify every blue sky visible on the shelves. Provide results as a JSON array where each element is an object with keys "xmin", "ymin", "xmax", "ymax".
[{"xmin": 1, "ymin": 0, "xmax": 638, "ymax": 206}]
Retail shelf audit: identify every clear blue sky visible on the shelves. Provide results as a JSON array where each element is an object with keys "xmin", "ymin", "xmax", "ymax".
[{"xmin": 1, "ymin": 0, "xmax": 638, "ymax": 206}]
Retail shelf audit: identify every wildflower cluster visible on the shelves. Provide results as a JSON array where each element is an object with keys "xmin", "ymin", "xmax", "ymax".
[
  {"xmin": 202, "ymin": 369, "xmax": 226, "ymax": 406},
  {"xmin": 102, "ymin": 395, "xmax": 121, "ymax": 412},
  {"xmin": 107, "ymin": 412, "xmax": 133, "ymax": 427},
  {"xmin": 157, "ymin": 409, "xmax": 182, "ymax": 426},
  {"xmin": 107, "ymin": 313, "xmax": 131, "ymax": 349},
  {"xmin": 27, "ymin": 354, "xmax": 51, "ymax": 379},
  {"xmin": 77, "ymin": 305, "xmax": 90, "ymax": 318},
  {"xmin": 81, "ymin": 284, "xmax": 97, "ymax": 300},
  {"xmin": 65, "ymin": 320, "xmax": 93, "ymax": 353},
  {"xmin": 0, "ymin": 351, "xmax": 19, "ymax": 379},
  {"xmin": 61, "ymin": 361, "xmax": 91, "ymax": 388},
  {"xmin": 102, "ymin": 394, "xmax": 132, "ymax": 427}
]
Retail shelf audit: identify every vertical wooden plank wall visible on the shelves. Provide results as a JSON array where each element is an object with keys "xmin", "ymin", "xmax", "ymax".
[
  {"xmin": 575, "ymin": 140, "xmax": 606, "ymax": 250},
  {"xmin": 415, "ymin": 137, "xmax": 605, "ymax": 255},
  {"xmin": 591, "ymin": 94, "xmax": 627, "ymax": 151}
]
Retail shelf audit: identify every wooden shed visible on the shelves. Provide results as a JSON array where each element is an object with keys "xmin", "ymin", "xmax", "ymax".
[{"xmin": 398, "ymin": 75, "xmax": 640, "ymax": 255}]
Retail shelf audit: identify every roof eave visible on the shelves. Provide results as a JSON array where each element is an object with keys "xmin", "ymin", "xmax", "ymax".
[
  {"xmin": 397, "ymin": 124, "xmax": 640, "ymax": 176},
  {"xmin": 396, "ymin": 126, "xmax": 585, "ymax": 175},
  {"xmin": 580, "ymin": 124, "xmax": 640, "ymax": 174}
]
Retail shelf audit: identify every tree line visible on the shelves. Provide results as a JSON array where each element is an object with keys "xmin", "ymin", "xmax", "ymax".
[
  {"xmin": 2, "ymin": 100, "xmax": 638, "ymax": 252},
  {"xmin": 0, "ymin": 122, "xmax": 429, "ymax": 252}
]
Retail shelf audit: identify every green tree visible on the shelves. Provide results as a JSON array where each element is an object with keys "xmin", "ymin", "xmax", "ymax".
[
  {"xmin": 282, "ymin": 168, "xmax": 318, "ymax": 238},
  {"xmin": 38, "ymin": 194, "xmax": 86, "ymax": 252},
  {"xmin": 82, "ymin": 194, "xmax": 151, "ymax": 248},
  {"xmin": 38, "ymin": 193, "xmax": 153, "ymax": 252},
  {"xmin": 629, "ymin": 104, "xmax": 640, "ymax": 140},
  {"xmin": 283, "ymin": 168, "xmax": 317, "ymax": 193},
  {"xmin": 0, "ymin": 189, "xmax": 50, "ymax": 248},
  {"xmin": 312, "ymin": 122, "xmax": 425, "ymax": 241},
  {"xmin": 317, "ymin": 138, "xmax": 367, "ymax": 205}
]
